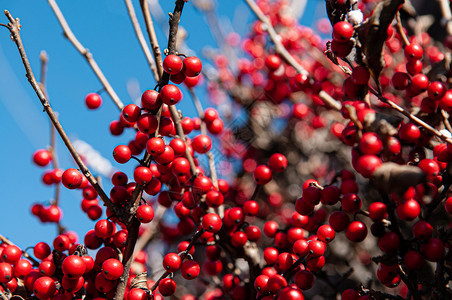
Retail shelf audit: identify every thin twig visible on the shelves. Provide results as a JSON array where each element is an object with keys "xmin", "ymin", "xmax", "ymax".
[
  {"xmin": 244, "ymin": 0, "xmax": 308, "ymax": 76},
  {"xmin": 0, "ymin": 233, "xmax": 40, "ymax": 267},
  {"xmin": 139, "ymin": 0, "xmax": 164, "ymax": 78},
  {"xmin": 149, "ymin": 229, "xmax": 205, "ymax": 292},
  {"xmin": 369, "ymin": 87, "xmax": 452, "ymax": 144},
  {"xmin": 47, "ymin": 0, "xmax": 124, "ymax": 110},
  {"xmin": 124, "ymin": 0, "xmax": 159, "ymax": 81},
  {"xmin": 441, "ymin": 109, "xmax": 452, "ymax": 133},
  {"xmin": 2, "ymin": 10, "xmax": 121, "ymax": 220},
  {"xmin": 396, "ymin": 11, "xmax": 410, "ymax": 47},
  {"xmin": 39, "ymin": 51, "xmax": 65, "ymax": 235}
]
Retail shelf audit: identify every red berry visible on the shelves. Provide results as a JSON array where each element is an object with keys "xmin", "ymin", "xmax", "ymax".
[
  {"xmin": 62, "ymin": 255, "xmax": 86, "ymax": 279},
  {"xmin": 141, "ymin": 89, "xmax": 161, "ymax": 111},
  {"xmin": 122, "ymin": 104, "xmax": 141, "ymax": 123},
  {"xmin": 33, "ymin": 149, "xmax": 52, "ymax": 167},
  {"xmin": 181, "ymin": 260, "xmax": 200, "ymax": 280},
  {"xmin": 0, "ymin": 262, "xmax": 13, "ymax": 283},
  {"xmin": 268, "ymin": 153, "xmax": 288, "ymax": 172},
  {"xmin": 113, "ymin": 145, "xmax": 132, "ymax": 164},
  {"xmin": 33, "ymin": 276, "xmax": 56, "ymax": 299},
  {"xmin": 254, "ymin": 165, "xmax": 273, "ymax": 184},
  {"xmin": 265, "ymin": 54, "xmax": 282, "ymax": 70},
  {"xmin": 137, "ymin": 113, "xmax": 158, "ymax": 134},
  {"xmin": 202, "ymin": 213, "xmax": 222, "ymax": 233},
  {"xmin": 183, "ymin": 56, "xmax": 202, "ymax": 77},
  {"xmin": 192, "ymin": 134, "xmax": 212, "ymax": 153},
  {"xmin": 62, "ymin": 168, "xmax": 83, "ymax": 189},
  {"xmin": 399, "ymin": 123, "xmax": 421, "ymax": 142},
  {"xmin": 163, "ymin": 55, "xmax": 184, "ymax": 75},
  {"xmin": 133, "ymin": 166, "xmax": 153, "ymax": 185},
  {"xmin": 160, "ymin": 84, "xmax": 183, "ymax": 105},
  {"xmin": 163, "ymin": 253, "xmax": 182, "ymax": 272},
  {"xmin": 346, "ymin": 221, "xmax": 367, "ymax": 242},
  {"xmin": 404, "ymin": 43, "xmax": 423, "ymax": 61},
  {"xmin": 158, "ymin": 278, "xmax": 177, "ymax": 296},
  {"xmin": 85, "ymin": 93, "xmax": 102, "ymax": 109},
  {"xmin": 136, "ymin": 204, "xmax": 154, "ymax": 223},
  {"xmin": 102, "ymin": 258, "xmax": 123, "ymax": 280},
  {"xmin": 359, "ymin": 132, "xmax": 383, "ymax": 154},
  {"xmin": 33, "ymin": 242, "xmax": 51, "ymax": 260},
  {"xmin": 332, "ymin": 21, "xmax": 354, "ymax": 42},
  {"xmin": 94, "ymin": 219, "xmax": 115, "ymax": 238}
]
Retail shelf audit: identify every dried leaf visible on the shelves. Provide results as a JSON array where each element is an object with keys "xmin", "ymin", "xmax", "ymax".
[
  {"xmin": 359, "ymin": 0, "xmax": 404, "ymax": 84},
  {"xmin": 371, "ymin": 162, "xmax": 426, "ymax": 195}
]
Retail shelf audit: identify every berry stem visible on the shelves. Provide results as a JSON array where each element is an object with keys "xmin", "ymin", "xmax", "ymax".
[
  {"xmin": 396, "ymin": 11, "xmax": 410, "ymax": 47},
  {"xmin": 47, "ymin": 0, "xmax": 125, "ymax": 110},
  {"xmin": 124, "ymin": 0, "xmax": 160, "ymax": 81}
]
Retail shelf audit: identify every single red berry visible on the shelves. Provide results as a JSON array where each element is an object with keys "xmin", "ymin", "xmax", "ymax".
[
  {"xmin": 110, "ymin": 120, "xmax": 124, "ymax": 136},
  {"xmin": 295, "ymin": 270, "xmax": 314, "ymax": 290},
  {"xmin": 404, "ymin": 43, "xmax": 423, "ymax": 61},
  {"xmin": 317, "ymin": 225, "xmax": 335, "ymax": 243},
  {"xmin": 254, "ymin": 274, "xmax": 269, "ymax": 293},
  {"xmin": 94, "ymin": 273, "xmax": 115, "ymax": 293},
  {"xmin": 403, "ymin": 251, "xmax": 425, "ymax": 270},
  {"xmin": 155, "ymin": 147, "xmax": 175, "ymax": 168},
  {"xmin": 354, "ymin": 154, "xmax": 382, "ymax": 178},
  {"xmin": 413, "ymin": 220, "xmax": 433, "ymax": 241},
  {"xmin": 183, "ymin": 56, "xmax": 202, "ymax": 77},
  {"xmin": 254, "ymin": 165, "xmax": 273, "ymax": 184},
  {"xmin": 160, "ymin": 84, "xmax": 183, "ymax": 105},
  {"xmin": 341, "ymin": 193, "xmax": 362, "ymax": 213},
  {"xmin": 137, "ymin": 113, "xmax": 158, "ymax": 134},
  {"xmin": 113, "ymin": 145, "xmax": 132, "ymax": 164},
  {"xmin": 163, "ymin": 253, "xmax": 182, "ymax": 272},
  {"xmin": 102, "ymin": 258, "xmax": 123, "ymax": 280},
  {"xmin": 122, "ymin": 104, "xmax": 141, "ymax": 123},
  {"xmin": 2, "ymin": 245, "xmax": 21, "ymax": 264},
  {"xmin": 202, "ymin": 213, "xmax": 222, "ymax": 233},
  {"xmin": 33, "ymin": 149, "xmax": 52, "ymax": 167},
  {"xmin": 39, "ymin": 260, "xmax": 56, "ymax": 276},
  {"xmin": 85, "ymin": 93, "xmax": 102, "ymax": 109},
  {"xmin": 181, "ymin": 260, "xmax": 200, "ymax": 280},
  {"xmin": 33, "ymin": 242, "xmax": 51, "ymax": 260},
  {"xmin": 159, "ymin": 278, "xmax": 177, "ymax": 296},
  {"xmin": 268, "ymin": 153, "xmax": 288, "ymax": 172},
  {"xmin": 265, "ymin": 54, "xmax": 282, "ymax": 70},
  {"xmin": 391, "ymin": 72, "xmax": 411, "ymax": 90},
  {"xmin": 163, "ymin": 55, "xmax": 184, "ymax": 75},
  {"xmin": 267, "ymin": 274, "xmax": 287, "ymax": 293},
  {"xmin": 133, "ymin": 166, "xmax": 153, "ymax": 185},
  {"xmin": 428, "ymin": 81, "xmax": 447, "ymax": 100},
  {"xmin": 231, "ymin": 231, "xmax": 248, "ymax": 247},
  {"xmin": 33, "ymin": 276, "xmax": 56, "ymax": 299},
  {"xmin": 368, "ymin": 202, "xmax": 388, "ymax": 221},
  {"xmin": 192, "ymin": 134, "xmax": 212, "ymax": 153},
  {"xmin": 399, "ymin": 123, "xmax": 421, "ymax": 142},
  {"xmin": 332, "ymin": 21, "xmax": 354, "ymax": 42},
  {"xmin": 141, "ymin": 89, "xmax": 161, "ymax": 111},
  {"xmin": 359, "ymin": 132, "xmax": 383, "ymax": 155},
  {"xmin": 378, "ymin": 232, "xmax": 400, "ymax": 253},
  {"xmin": 62, "ymin": 168, "xmax": 83, "ymax": 189},
  {"xmin": 136, "ymin": 204, "xmax": 154, "ymax": 223},
  {"xmin": 0, "ymin": 262, "xmax": 13, "ymax": 283},
  {"xmin": 62, "ymin": 255, "xmax": 86, "ymax": 279},
  {"xmin": 346, "ymin": 221, "xmax": 367, "ymax": 242},
  {"xmin": 94, "ymin": 219, "xmax": 115, "ymax": 239}
]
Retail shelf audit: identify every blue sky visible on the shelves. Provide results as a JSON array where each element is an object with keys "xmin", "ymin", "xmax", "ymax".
[{"xmin": 0, "ymin": 0, "xmax": 326, "ymax": 250}]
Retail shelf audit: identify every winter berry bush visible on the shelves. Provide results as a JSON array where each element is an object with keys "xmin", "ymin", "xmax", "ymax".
[{"xmin": 2, "ymin": 0, "xmax": 452, "ymax": 299}]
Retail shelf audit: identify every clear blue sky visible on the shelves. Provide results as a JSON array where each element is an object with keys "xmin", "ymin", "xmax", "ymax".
[{"xmin": 0, "ymin": 1, "xmax": 326, "ymax": 250}]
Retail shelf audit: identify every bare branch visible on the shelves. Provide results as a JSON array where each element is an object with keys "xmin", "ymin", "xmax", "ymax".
[
  {"xmin": 2, "ymin": 9, "xmax": 121, "ymax": 221},
  {"xmin": 47, "ymin": 0, "xmax": 125, "ymax": 110},
  {"xmin": 139, "ymin": 0, "xmax": 164, "ymax": 78},
  {"xmin": 124, "ymin": 0, "xmax": 159, "ymax": 81}
]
